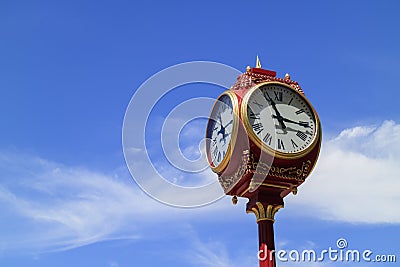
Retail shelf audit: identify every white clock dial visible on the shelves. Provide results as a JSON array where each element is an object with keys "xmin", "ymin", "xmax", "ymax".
[
  {"xmin": 244, "ymin": 83, "xmax": 318, "ymax": 156},
  {"xmin": 206, "ymin": 93, "xmax": 237, "ymax": 170}
]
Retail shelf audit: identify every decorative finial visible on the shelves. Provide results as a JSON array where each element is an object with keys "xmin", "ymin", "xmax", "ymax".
[
  {"xmin": 232, "ymin": 196, "xmax": 238, "ymax": 205},
  {"xmin": 256, "ymin": 55, "xmax": 262, "ymax": 68},
  {"xmin": 292, "ymin": 186, "xmax": 298, "ymax": 195},
  {"xmin": 285, "ymin": 73, "xmax": 291, "ymax": 80},
  {"xmin": 246, "ymin": 66, "xmax": 251, "ymax": 72}
]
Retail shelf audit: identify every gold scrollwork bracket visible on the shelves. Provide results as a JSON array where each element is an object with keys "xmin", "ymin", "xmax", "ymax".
[
  {"xmin": 246, "ymin": 202, "xmax": 284, "ymax": 223},
  {"xmin": 218, "ymin": 150, "xmax": 250, "ymax": 193}
]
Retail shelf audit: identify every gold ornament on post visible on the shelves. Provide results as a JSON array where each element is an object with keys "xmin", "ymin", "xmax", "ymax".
[{"xmin": 256, "ymin": 55, "xmax": 262, "ymax": 68}]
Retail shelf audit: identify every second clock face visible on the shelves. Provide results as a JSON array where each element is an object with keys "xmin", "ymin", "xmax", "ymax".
[
  {"xmin": 206, "ymin": 92, "xmax": 238, "ymax": 172},
  {"xmin": 243, "ymin": 82, "xmax": 318, "ymax": 157}
]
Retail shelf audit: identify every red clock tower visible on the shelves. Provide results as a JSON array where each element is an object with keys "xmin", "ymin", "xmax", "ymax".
[{"xmin": 206, "ymin": 57, "xmax": 322, "ymax": 266}]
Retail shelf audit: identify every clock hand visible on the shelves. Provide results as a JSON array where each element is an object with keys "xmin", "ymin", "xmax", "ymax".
[
  {"xmin": 217, "ymin": 115, "xmax": 225, "ymax": 135},
  {"xmin": 264, "ymin": 92, "xmax": 287, "ymax": 129},
  {"xmin": 223, "ymin": 119, "xmax": 233, "ymax": 129},
  {"xmin": 217, "ymin": 116, "xmax": 231, "ymax": 144},
  {"xmin": 263, "ymin": 92, "xmax": 281, "ymax": 116},
  {"xmin": 219, "ymin": 132, "xmax": 231, "ymax": 144},
  {"xmin": 274, "ymin": 125, "xmax": 298, "ymax": 132},
  {"xmin": 217, "ymin": 127, "xmax": 222, "ymax": 134},
  {"xmin": 272, "ymin": 115, "xmax": 310, "ymax": 128}
]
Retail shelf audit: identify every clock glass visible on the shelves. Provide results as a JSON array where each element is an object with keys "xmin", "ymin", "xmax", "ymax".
[
  {"xmin": 206, "ymin": 92, "xmax": 238, "ymax": 172},
  {"xmin": 242, "ymin": 82, "xmax": 319, "ymax": 157}
]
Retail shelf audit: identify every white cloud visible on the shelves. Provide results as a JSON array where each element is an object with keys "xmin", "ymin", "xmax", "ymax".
[
  {"xmin": 2, "ymin": 119, "xmax": 399, "ymax": 258},
  {"xmin": 285, "ymin": 120, "xmax": 400, "ymax": 224},
  {"xmin": 190, "ymin": 240, "xmax": 236, "ymax": 267},
  {"xmin": 108, "ymin": 261, "xmax": 119, "ymax": 267},
  {"xmin": 158, "ymin": 116, "xmax": 209, "ymax": 177},
  {"xmin": 183, "ymin": 231, "xmax": 256, "ymax": 267},
  {"xmin": 187, "ymin": 236, "xmax": 337, "ymax": 267},
  {"xmin": 0, "ymin": 151, "xmax": 239, "ymax": 254},
  {"xmin": 0, "ymin": 154, "xmax": 148, "ymax": 253},
  {"xmin": 125, "ymin": 112, "xmax": 226, "ymax": 207}
]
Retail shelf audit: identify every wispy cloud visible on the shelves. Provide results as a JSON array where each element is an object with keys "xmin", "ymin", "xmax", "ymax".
[
  {"xmin": 0, "ymin": 153, "xmax": 148, "ymax": 253},
  {"xmin": 108, "ymin": 261, "xmax": 120, "ymax": 267},
  {"xmin": 186, "ymin": 235, "xmax": 336, "ymax": 267},
  {"xmin": 182, "ymin": 230, "xmax": 256, "ymax": 267},
  {"xmin": 0, "ymin": 151, "xmax": 235, "ymax": 254},
  {"xmin": 286, "ymin": 120, "xmax": 400, "ymax": 224},
  {"xmin": 1, "ymin": 119, "xmax": 399, "ymax": 257}
]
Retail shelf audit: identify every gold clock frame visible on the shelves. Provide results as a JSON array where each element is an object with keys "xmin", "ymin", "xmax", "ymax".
[
  {"xmin": 206, "ymin": 91, "xmax": 240, "ymax": 173},
  {"xmin": 241, "ymin": 81, "xmax": 321, "ymax": 160}
]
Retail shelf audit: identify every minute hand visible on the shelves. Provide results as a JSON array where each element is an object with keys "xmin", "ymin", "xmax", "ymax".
[
  {"xmin": 264, "ymin": 92, "xmax": 286, "ymax": 129},
  {"xmin": 272, "ymin": 115, "xmax": 310, "ymax": 128},
  {"xmin": 264, "ymin": 92, "xmax": 282, "ymax": 116}
]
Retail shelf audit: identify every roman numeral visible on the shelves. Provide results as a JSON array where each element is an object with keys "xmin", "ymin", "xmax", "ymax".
[
  {"xmin": 217, "ymin": 151, "xmax": 221, "ymax": 162},
  {"xmin": 212, "ymin": 147, "xmax": 218, "ymax": 159},
  {"xmin": 295, "ymin": 109, "xmax": 305, "ymax": 115},
  {"xmin": 252, "ymin": 101, "xmax": 263, "ymax": 109},
  {"xmin": 291, "ymin": 139, "xmax": 298, "ymax": 148},
  {"xmin": 299, "ymin": 121, "xmax": 310, "ymax": 128},
  {"xmin": 277, "ymin": 139, "xmax": 285, "ymax": 150},
  {"xmin": 288, "ymin": 98, "xmax": 293, "ymax": 105},
  {"xmin": 263, "ymin": 91, "xmax": 271, "ymax": 102},
  {"xmin": 263, "ymin": 132, "xmax": 272, "ymax": 145},
  {"xmin": 296, "ymin": 130, "xmax": 307, "ymax": 141},
  {"xmin": 249, "ymin": 111, "xmax": 260, "ymax": 120},
  {"xmin": 252, "ymin": 123, "xmax": 263, "ymax": 134},
  {"xmin": 274, "ymin": 91, "xmax": 283, "ymax": 101},
  {"xmin": 221, "ymin": 104, "xmax": 227, "ymax": 112}
]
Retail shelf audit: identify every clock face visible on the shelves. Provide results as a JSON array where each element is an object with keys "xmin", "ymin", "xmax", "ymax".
[
  {"xmin": 242, "ymin": 82, "xmax": 319, "ymax": 157},
  {"xmin": 206, "ymin": 92, "xmax": 238, "ymax": 171}
]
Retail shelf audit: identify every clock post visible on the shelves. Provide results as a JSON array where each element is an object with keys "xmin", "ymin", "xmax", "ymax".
[
  {"xmin": 246, "ymin": 187, "xmax": 283, "ymax": 266},
  {"xmin": 206, "ymin": 58, "xmax": 322, "ymax": 266}
]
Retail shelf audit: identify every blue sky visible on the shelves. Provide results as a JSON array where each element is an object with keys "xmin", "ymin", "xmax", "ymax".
[{"xmin": 1, "ymin": 0, "xmax": 400, "ymax": 266}]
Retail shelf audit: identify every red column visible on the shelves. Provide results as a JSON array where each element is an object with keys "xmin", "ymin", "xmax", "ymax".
[
  {"xmin": 246, "ymin": 189, "xmax": 284, "ymax": 267},
  {"xmin": 258, "ymin": 220, "xmax": 276, "ymax": 267}
]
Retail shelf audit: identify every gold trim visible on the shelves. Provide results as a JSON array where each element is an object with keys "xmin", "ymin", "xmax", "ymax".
[
  {"xmin": 239, "ymin": 150, "xmax": 313, "ymax": 189},
  {"xmin": 240, "ymin": 182, "xmax": 291, "ymax": 197},
  {"xmin": 232, "ymin": 196, "xmax": 238, "ymax": 205},
  {"xmin": 268, "ymin": 160, "xmax": 313, "ymax": 180},
  {"xmin": 247, "ymin": 202, "xmax": 283, "ymax": 222},
  {"xmin": 256, "ymin": 202, "xmax": 265, "ymax": 217},
  {"xmin": 307, "ymin": 118, "xmax": 322, "ymax": 176},
  {"xmin": 218, "ymin": 150, "xmax": 250, "ymax": 193},
  {"xmin": 261, "ymin": 183, "xmax": 290, "ymax": 190},
  {"xmin": 206, "ymin": 91, "xmax": 240, "ymax": 173},
  {"xmin": 292, "ymin": 186, "xmax": 298, "ymax": 195},
  {"xmin": 241, "ymin": 81, "xmax": 321, "ymax": 160}
]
